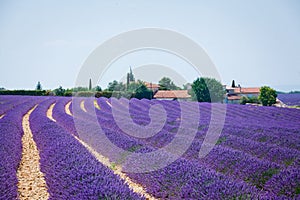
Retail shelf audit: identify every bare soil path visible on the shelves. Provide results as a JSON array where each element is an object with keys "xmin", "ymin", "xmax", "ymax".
[
  {"xmin": 80, "ymin": 100, "xmax": 87, "ymax": 112},
  {"xmin": 17, "ymin": 105, "xmax": 49, "ymax": 200},
  {"xmin": 46, "ymin": 103, "xmax": 56, "ymax": 122},
  {"xmin": 65, "ymin": 101, "xmax": 72, "ymax": 116}
]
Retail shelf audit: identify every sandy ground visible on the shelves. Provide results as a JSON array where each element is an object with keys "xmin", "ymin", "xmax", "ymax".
[
  {"xmin": 80, "ymin": 100, "xmax": 87, "ymax": 112},
  {"xmin": 106, "ymin": 100, "xmax": 112, "ymax": 107},
  {"xmin": 17, "ymin": 105, "xmax": 49, "ymax": 200},
  {"xmin": 94, "ymin": 100, "xmax": 101, "ymax": 110},
  {"xmin": 65, "ymin": 101, "xmax": 73, "ymax": 116},
  {"xmin": 46, "ymin": 103, "xmax": 56, "ymax": 122}
]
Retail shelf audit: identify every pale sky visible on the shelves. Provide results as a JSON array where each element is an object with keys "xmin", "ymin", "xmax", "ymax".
[{"xmin": 0, "ymin": 0, "xmax": 300, "ymax": 92}]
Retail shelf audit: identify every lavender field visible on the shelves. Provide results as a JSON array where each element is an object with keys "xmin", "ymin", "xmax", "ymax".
[
  {"xmin": 278, "ymin": 93, "xmax": 300, "ymax": 106},
  {"xmin": 1, "ymin": 95, "xmax": 300, "ymax": 199}
]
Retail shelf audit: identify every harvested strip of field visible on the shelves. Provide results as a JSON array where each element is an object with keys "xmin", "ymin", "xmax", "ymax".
[
  {"xmin": 80, "ymin": 100, "xmax": 87, "ymax": 112},
  {"xmin": 0, "ymin": 114, "xmax": 5, "ymax": 119},
  {"xmin": 46, "ymin": 103, "xmax": 56, "ymax": 122},
  {"xmin": 94, "ymin": 100, "xmax": 100, "ymax": 110},
  {"xmin": 65, "ymin": 101, "xmax": 72, "ymax": 116},
  {"xmin": 74, "ymin": 136, "xmax": 156, "ymax": 200},
  {"xmin": 17, "ymin": 105, "xmax": 49, "ymax": 200},
  {"xmin": 106, "ymin": 100, "xmax": 112, "ymax": 107}
]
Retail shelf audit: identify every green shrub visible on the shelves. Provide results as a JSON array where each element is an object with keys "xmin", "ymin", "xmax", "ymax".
[
  {"xmin": 259, "ymin": 86, "xmax": 277, "ymax": 106},
  {"xmin": 240, "ymin": 96, "xmax": 260, "ymax": 105},
  {"xmin": 0, "ymin": 90, "xmax": 47, "ymax": 96}
]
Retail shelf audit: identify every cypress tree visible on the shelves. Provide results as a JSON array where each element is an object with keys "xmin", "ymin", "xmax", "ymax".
[
  {"xmin": 89, "ymin": 79, "xmax": 92, "ymax": 90},
  {"xmin": 231, "ymin": 80, "xmax": 236, "ymax": 88}
]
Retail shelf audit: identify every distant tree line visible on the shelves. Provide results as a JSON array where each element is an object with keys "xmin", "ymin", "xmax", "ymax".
[{"xmin": 0, "ymin": 70, "xmax": 281, "ymax": 106}]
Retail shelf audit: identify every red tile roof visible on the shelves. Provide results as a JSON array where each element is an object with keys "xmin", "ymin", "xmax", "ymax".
[
  {"xmin": 227, "ymin": 96, "xmax": 241, "ymax": 100},
  {"xmin": 144, "ymin": 82, "xmax": 160, "ymax": 89},
  {"xmin": 226, "ymin": 87, "xmax": 260, "ymax": 94},
  {"xmin": 154, "ymin": 90, "xmax": 191, "ymax": 99},
  {"xmin": 235, "ymin": 87, "xmax": 260, "ymax": 94}
]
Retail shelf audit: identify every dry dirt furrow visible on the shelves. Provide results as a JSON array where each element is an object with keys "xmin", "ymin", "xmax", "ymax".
[
  {"xmin": 65, "ymin": 101, "xmax": 73, "ymax": 116},
  {"xmin": 80, "ymin": 100, "xmax": 87, "ymax": 112},
  {"xmin": 46, "ymin": 103, "xmax": 56, "ymax": 122},
  {"xmin": 17, "ymin": 105, "xmax": 49, "ymax": 200}
]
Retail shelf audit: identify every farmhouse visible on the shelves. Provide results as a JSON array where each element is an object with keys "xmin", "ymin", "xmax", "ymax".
[
  {"xmin": 144, "ymin": 82, "xmax": 160, "ymax": 92},
  {"xmin": 154, "ymin": 90, "xmax": 191, "ymax": 101},
  {"xmin": 224, "ymin": 86, "xmax": 260, "ymax": 104}
]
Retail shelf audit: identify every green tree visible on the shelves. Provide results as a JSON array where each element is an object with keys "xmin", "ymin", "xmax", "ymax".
[
  {"xmin": 127, "ymin": 80, "xmax": 144, "ymax": 92},
  {"xmin": 240, "ymin": 96, "xmax": 260, "ymax": 105},
  {"xmin": 231, "ymin": 80, "xmax": 236, "ymax": 88},
  {"xmin": 36, "ymin": 81, "xmax": 42, "ymax": 90},
  {"xmin": 191, "ymin": 77, "xmax": 225, "ymax": 102},
  {"xmin": 72, "ymin": 87, "xmax": 88, "ymax": 92},
  {"xmin": 158, "ymin": 77, "xmax": 180, "ymax": 90},
  {"xmin": 53, "ymin": 86, "xmax": 65, "ymax": 96},
  {"xmin": 107, "ymin": 80, "xmax": 125, "ymax": 91},
  {"xmin": 93, "ymin": 85, "xmax": 102, "ymax": 92},
  {"xmin": 135, "ymin": 84, "xmax": 153, "ymax": 100},
  {"xmin": 259, "ymin": 86, "xmax": 277, "ymax": 106},
  {"xmin": 89, "ymin": 78, "xmax": 92, "ymax": 90},
  {"xmin": 126, "ymin": 67, "xmax": 135, "ymax": 86}
]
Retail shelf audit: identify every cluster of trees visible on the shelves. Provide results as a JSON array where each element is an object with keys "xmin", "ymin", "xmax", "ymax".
[
  {"xmin": 106, "ymin": 80, "xmax": 152, "ymax": 100},
  {"xmin": 240, "ymin": 96, "xmax": 260, "ymax": 105},
  {"xmin": 239, "ymin": 86, "xmax": 277, "ymax": 106},
  {"xmin": 0, "ymin": 70, "xmax": 279, "ymax": 106},
  {"xmin": 158, "ymin": 77, "xmax": 181, "ymax": 90},
  {"xmin": 191, "ymin": 77, "xmax": 224, "ymax": 102}
]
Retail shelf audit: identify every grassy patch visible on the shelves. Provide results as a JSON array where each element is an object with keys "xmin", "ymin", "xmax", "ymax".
[
  {"xmin": 170, "ymin": 127, "xmax": 178, "ymax": 133},
  {"xmin": 284, "ymin": 159, "xmax": 294, "ymax": 166},
  {"xmin": 258, "ymin": 168, "xmax": 279, "ymax": 188},
  {"xmin": 258, "ymin": 136, "xmax": 268, "ymax": 142},
  {"xmin": 296, "ymin": 186, "xmax": 300, "ymax": 195},
  {"xmin": 168, "ymin": 120, "xmax": 176, "ymax": 125},
  {"xmin": 110, "ymin": 162, "xmax": 117, "ymax": 171},
  {"xmin": 216, "ymin": 136, "xmax": 227, "ymax": 145},
  {"xmin": 127, "ymin": 145, "xmax": 142, "ymax": 153},
  {"xmin": 198, "ymin": 125, "xmax": 206, "ymax": 130}
]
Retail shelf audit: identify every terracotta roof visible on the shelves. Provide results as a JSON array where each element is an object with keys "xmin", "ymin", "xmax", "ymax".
[
  {"xmin": 154, "ymin": 90, "xmax": 191, "ymax": 99},
  {"xmin": 227, "ymin": 95, "xmax": 241, "ymax": 100},
  {"xmin": 226, "ymin": 87, "xmax": 260, "ymax": 94},
  {"xmin": 144, "ymin": 82, "xmax": 160, "ymax": 89},
  {"xmin": 235, "ymin": 87, "xmax": 260, "ymax": 94}
]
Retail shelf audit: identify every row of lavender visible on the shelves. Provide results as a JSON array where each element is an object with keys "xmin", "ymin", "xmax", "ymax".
[
  {"xmin": 133, "ymin": 99, "xmax": 300, "ymax": 198},
  {"xmin": 0, "ymin": 96, "xmax": 46, "ymax": 199},
  {"xmin": 89, "ymin": 97, "xmax": 300, "ymax": 199},
  {"xmin": 278, "ymin": 93, "xmax": 300, "ymax": 106},
  {"xmin": 54, "ymin": 97, "xmax": 267, "ymax": 199},
  {"xmin": 29, "ymin": 98, "xmax": 144, "ymax": 199},
  {"xmin": 0, "ymin": 96, "xmax": 144, "ymax": 199},
  {"xmin": 56, "ymin": 99, "xmax": 273, "ymax": 198},
  {"xmin": 2, "ymin": 95, "xmax": 298, "ymax": 199}
]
